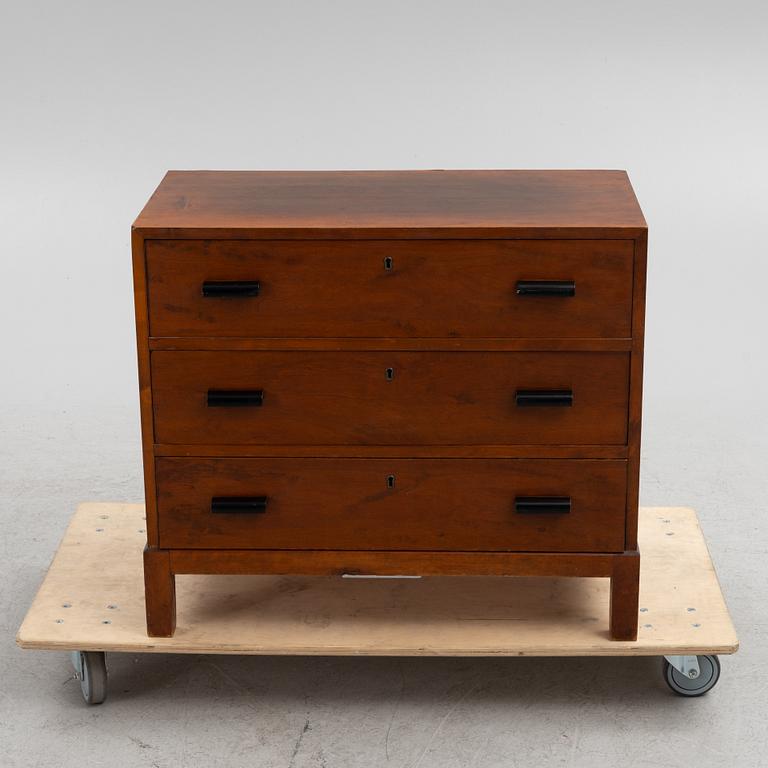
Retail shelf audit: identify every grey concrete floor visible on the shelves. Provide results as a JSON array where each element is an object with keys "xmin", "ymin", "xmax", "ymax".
[{"xmin": 1, "ymin": 403, "xmax": 766, "ymax": 768}]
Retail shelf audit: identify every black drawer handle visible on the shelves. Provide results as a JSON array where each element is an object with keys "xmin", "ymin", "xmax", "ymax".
[
  {"xmin": 515, "ymin": 496, "xmax": 571, "ymax": 514},
  {"xmin": 202, "ymin": 280, "xmax": 260, "ymax": 298},
  {"xmin": 207, "ymin": 389, "xmax": 264, "ymax": 407},
  {"xmin": 516, "ymin": 280, "xmax": 575, "ymax": 297},
  {"xmin": 211, "ymin": 496, "xmax": 268, "ymax": 514},
  {"xmin": 515, "ymin": 389, "xmax": 573, "ymax": 407}
]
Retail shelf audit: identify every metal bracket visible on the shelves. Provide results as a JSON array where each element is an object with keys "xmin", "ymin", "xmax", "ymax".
[
  {"xmin": 342, "ymin": 574, "xmax": 422, "ymax": 579},
  {"xmin": 665, "ymin": 655, "xmax": 700, "ymax": 679},
  {"xmin": 71, "ymin": 650, "xmax": 85, "ymax": 680}
]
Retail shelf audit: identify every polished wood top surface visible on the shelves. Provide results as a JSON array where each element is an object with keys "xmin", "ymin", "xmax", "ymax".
[{"xmin": 133, "ymin": 170, "xmax": 647, "ymax": 238}]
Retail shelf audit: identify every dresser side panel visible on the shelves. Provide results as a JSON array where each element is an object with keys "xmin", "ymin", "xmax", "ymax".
[
  {"xmin": 626, "ymin": 231, "xmax": 648, "ymax": 550},
  {"xmin": 132, "ymin": 229, "xmax": 159, "ymax": 547}
]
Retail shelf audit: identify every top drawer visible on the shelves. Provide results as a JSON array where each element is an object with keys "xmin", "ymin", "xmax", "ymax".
[{"xmin": 146, "ymin": 240, "xmax": 634, "ymax": 339}]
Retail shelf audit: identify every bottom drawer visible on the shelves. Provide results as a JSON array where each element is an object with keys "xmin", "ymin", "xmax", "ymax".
[{"xmin": 156, "ymin": 458, "xmax": 627, "ymax": 552}]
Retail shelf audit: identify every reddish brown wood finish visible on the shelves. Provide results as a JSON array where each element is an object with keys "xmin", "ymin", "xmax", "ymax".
[
  {"xmin": 152, "ymin": 444, "xmax": 629, "ymax": 459},
  {"xmin": 149, "ymin": 337, "xmax": 633, "ymax": 352},
  {"xmin": 625, "ymin": 231, "xmax": 648, "ymax": 551},
  {"xmin": 132, "ymin": 170, "xmax": 647, "ymax": 640},
  {"xmin": 143, "ymin": 547, "xmax": 175, "ymax": 637},
  {"xmin": 170, "ymin": 549, "xmax": 617, "ymax": 577},
  {"xmin": 146, "ymin": 239, "xmax": 633, "ymax": 339},
  {"xmin": 133, "ymin": 170, "xmax": 647, "ymax": 239},
  {"xmin": 610, "ymin": 550, "xmax": 641, "ymax": 640},
  {"xmin": 151, "ymin": 351, "xmax": 630, "ymax": 446},
  {"xmin": 132, "ymin": 230, "xmax": 159, "ymax": 547},
  {"xmin": 155, "ymin": 457, "xmax": 627, "ymax": 552}
]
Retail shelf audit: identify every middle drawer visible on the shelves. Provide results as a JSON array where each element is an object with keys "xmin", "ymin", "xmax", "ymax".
[{"xmin": 152, "ymin": 351, "xmax": 629, "ymax": 445}]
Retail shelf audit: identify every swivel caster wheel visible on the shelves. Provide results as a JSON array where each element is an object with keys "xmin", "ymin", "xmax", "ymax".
[
  {"xmin": 662, "ymin": 654, "xmax": 720, "ymax": 697},
  {"xmin": 71, "ymin": 651, "xmax": 108, "ymax": 705}
]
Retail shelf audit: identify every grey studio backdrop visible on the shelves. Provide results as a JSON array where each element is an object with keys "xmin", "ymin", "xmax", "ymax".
[{"xmin": 1, "ymin": 2, "xmax": 766, "ymax": 767}]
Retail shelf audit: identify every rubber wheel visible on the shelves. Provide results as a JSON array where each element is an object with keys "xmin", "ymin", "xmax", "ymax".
[
  {"xmin": 74, "ymin": 651, "xmax": 108, "ymax": 705},
  {"xmin": 663, "ymin": 655, "xmax": 721, "ymax": 697}
]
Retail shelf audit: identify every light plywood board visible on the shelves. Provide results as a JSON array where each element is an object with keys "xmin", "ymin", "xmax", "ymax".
[{"xmin": 17, "ymin": 503, "xmax": 738, "ymax": 657}]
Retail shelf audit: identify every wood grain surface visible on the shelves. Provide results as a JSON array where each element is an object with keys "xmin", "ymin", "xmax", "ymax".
[
  {"xmin": 151, "ymin": 350, "xmax": 630, "ymax": 446},
  {"xmin": 16, "ymin": 504, "xmax": 737, "ymax": 656},
  {"xmin": 131, "ymin": 170, "xmax": 648, "ymax": 639},
  {"xmin": 146, "ymin": 239, "xmax": 634, "ymax": 339},
  {"xmin": 155, "ymin": 457, "xmax": 627, "ymax": 552},
  {"xmin": 133, "ymin": 170, "xmax": 647, "ymax": 238}
]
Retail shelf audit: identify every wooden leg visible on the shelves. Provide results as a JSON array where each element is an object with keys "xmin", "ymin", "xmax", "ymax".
[
  {"xmin": 609, "ymin": 550, "xmax": 640, "ymax": 641},
  {"xmin": 143, "ymin": 547, "xmax": 176, "ymax": 637}
]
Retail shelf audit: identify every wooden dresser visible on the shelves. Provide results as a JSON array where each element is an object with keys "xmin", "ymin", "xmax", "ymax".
[{"xmin": 132, "ymin": 170, "xmax": 647, "ymax": 640}]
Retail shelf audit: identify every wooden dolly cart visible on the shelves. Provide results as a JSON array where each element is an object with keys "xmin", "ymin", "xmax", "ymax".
[{"xmin": 17, "ymin": 503, "xmax": 738, "ymax": 704}]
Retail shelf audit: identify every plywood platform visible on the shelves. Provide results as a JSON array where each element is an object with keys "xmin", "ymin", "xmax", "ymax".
[{"xmin": 17, "ymin": 504, "xmax": 738, "ymax": 657}]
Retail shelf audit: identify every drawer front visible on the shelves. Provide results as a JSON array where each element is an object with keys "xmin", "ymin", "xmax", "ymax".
[
  {"xmin": 156, "ymin": 458, "xmax": 627, "ymax": 551},
  {"xmin": 146, "ymin": 240, "xmax": 633, "ymax": 338},
  {"xmin": 152, "ymin": 351, "xmax": 629, "ymax": 446}
]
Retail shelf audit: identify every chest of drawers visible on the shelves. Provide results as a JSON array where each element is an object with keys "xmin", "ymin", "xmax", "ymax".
[{"xmin": 132, "ymin": 170, "xmax": 647, "ymax": 640}]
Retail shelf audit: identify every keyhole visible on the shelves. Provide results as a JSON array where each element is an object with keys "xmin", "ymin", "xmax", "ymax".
[
  {"xmin": 385, "ymin": 367, "xmax": 394, "ymax": 381},
  {"xmin": 387, "ymin": 474, "xmax": 396, "ymax": 489},
  {"xmin": 384, "ymin": 256, "xmax": 393, "ymax": 271}
]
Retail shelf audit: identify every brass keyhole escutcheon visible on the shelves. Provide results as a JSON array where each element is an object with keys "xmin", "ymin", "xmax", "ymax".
[
  {"xmin": 385, "ymin": 367, "xmax": 394, "ymax": 381},
  {"xmin": 387, "ymin": 474, "xmax": 396, "ymax": 489},
  {"xmin": 383, "ymin": 256, "xmax": 393, "ymax": 271}
]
